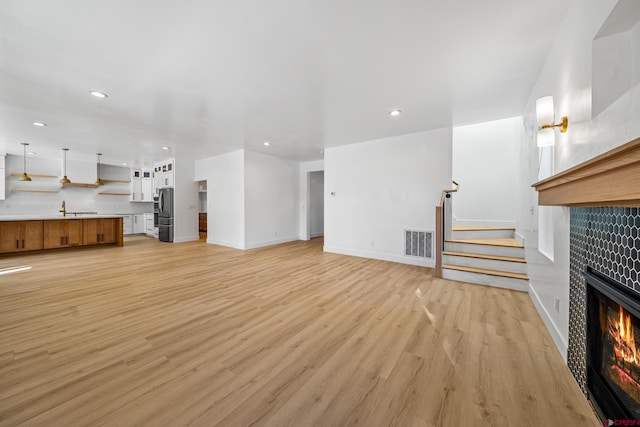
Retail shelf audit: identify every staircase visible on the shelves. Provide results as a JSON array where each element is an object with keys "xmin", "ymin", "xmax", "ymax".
[{"xmin": 441, "ymin": 225, "xmax": 529, "ymax": 292}]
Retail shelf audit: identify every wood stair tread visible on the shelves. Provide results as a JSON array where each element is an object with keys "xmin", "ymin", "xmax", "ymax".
[
  {"xmin": 445, "ymin": 238, "xmax": 524, "ymax": 248},
  {"xmin": 452, "ymin": 225, "xmax": 515, "ymax": 231},
  {"xmin": 443, "ymin": 264, "xmax": 529, "ymax": 280},
  {"xmin": 442, "ymin": 251, "xmax": 526, "ymax": 263}
]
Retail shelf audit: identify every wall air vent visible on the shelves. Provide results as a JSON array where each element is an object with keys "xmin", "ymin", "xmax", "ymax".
[{"xmin": 404, "ymin": 230, "xmax": 433, "ymax": 259}]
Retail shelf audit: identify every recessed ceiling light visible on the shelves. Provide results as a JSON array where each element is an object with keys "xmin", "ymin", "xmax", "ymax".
[
  {"xmin": 32, "ymin": 122, "xmax": 47, "ymax": 127},
  {"xmin": 27, "ymin": 151, "xmax": 36, "ymax": 155},
  {"xmin": 320, "ymin": 150, "xmax": 324, "ymax": 154},
  {"xmin": 121, "ymin": 162, "xmax": 128, "ymax": 166},
  {"xmin": 389, "ymin": 109, "xmax": 402, "ymax": 117},
  {"xmin": 90, "ymin": 90, "xmax": 108, "ymax": 98},
  {"xmin": 263, "ymin": 141, "xmax": 271, "ymax": 146},
  {"xmin": 162, "ymin": 146, "xmax": 170, "ymax": 150}
]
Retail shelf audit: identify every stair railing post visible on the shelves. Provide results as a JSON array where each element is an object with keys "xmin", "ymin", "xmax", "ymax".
[
  {"xmin": 444, "ymin": 193, "xmax": 453, "ymax": 241},
  {"xmin": 435, "ymin": 205, "xmax": 443, "ymax": 278},
  {"xmin": 436, "ymin": 181, "xmax": 459, "ymax": 279}
]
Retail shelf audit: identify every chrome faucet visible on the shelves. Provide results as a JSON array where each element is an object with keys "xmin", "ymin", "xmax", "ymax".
[{"xmin": 60, "ymin": 200, "xmax": 66, "ymax": 217}]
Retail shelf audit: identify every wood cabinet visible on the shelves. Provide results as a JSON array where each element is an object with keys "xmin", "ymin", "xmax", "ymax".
[
  {"xmin": 0, "ymin": 220, "xmax": 43, "ymax": 253},
  {"xmin": 84, "ymin": 218, "xmax": 118, "ymax": 245},
  {"xmin": 1, "ymin": 217, "xmax": 123, "ymax": 255},
  {"xmin": 43, "ymin": 220, "xmax": 83, "ymax": 249}
]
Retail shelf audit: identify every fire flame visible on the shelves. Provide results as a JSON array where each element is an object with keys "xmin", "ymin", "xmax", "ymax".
[{"xmin": 615, "ymin": 306, "xmax": 639, "ymax": 365}]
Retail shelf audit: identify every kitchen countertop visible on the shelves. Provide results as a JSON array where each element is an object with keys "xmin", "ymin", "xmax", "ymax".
[{"xmin": 0, "ymin": 215, "xmax": 126, "ymax": 221}]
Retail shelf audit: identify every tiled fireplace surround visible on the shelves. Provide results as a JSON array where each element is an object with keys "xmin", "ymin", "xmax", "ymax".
[{"xmin": 568, "ymin": 207, "xmax": 640, "ymax": 393}]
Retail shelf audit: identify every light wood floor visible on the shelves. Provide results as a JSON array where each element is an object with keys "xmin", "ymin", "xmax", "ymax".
[{"xmin": 0, "ymin": 237, "xmax": 599, "ymax": 426}]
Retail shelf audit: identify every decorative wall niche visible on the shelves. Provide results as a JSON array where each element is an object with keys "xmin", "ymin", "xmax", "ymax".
[{"xmin": 592, "ymin": 0, "xmax": 640, "ymax": 118}]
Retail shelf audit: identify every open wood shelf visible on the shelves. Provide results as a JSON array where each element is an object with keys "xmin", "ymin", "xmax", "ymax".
[
  {"xmin": 11, "ymin": 189, "xmax": 60, "ymax": 194},
  {"xmin": 98, "ymin": 192, "xmax": 131, "ymax": 196},
  {"xmin": 61, "ymin": 182, "xmax": 99, "ymax": 189},
  {"xmin": 10, "ymin": 172, "xmax": 58, "ymax": 179},
  {"xmin": 101, "ymin": 179, "xmax": 131, "ymax": 183}
]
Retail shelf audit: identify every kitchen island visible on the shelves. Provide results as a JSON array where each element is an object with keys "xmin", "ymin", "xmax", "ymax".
[{"xmin": 0, "ymin": 216, "xmax": 124, "ymax": 254}]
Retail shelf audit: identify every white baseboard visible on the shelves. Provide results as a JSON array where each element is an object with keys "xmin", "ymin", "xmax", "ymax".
[
  {"xmin": 174, "ymin": 235, "xmax": 199, "ymax": 243},
  {"xmin": 244, "ymin": 235, "xmax": 299, "ymax": 250},
  {"xmin": 514, "ymin": 231, "xmax": 525, "ymax": 246},
  {"xmin": 453, "ymin": 219, "xmax": 517, "ymax": 228},
  {"xmin": 528, "ymin": 282, "xmax": 568, "ymax": 362},
  {"xmin": 323, "ymin": 246, "xmax": 435, "ymax": 268},
  {"xmin": 310, "ymin": 232, "xmax": 324, "ymax": 238},
  {"xmin": 207, "ymin": 239, "xmax": 245, "ymax": 250}
]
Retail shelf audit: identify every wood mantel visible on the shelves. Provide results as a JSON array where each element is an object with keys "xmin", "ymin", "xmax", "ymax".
[{"xmin": 533, "ymin": 137, "xmax": 640, "ymax": 207}]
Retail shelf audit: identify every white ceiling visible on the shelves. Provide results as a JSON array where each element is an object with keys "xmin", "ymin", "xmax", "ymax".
[{"xmin": 0, "ymin": 0, "xmax": 571, "ymax": 167}]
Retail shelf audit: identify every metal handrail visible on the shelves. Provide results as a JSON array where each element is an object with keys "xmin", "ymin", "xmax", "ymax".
[{"xmin": 439, "ymin": 180, "xmax": 460, "ymax": 206}]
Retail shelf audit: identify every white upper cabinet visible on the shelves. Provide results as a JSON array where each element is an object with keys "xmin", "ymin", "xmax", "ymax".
[
  {"xmin": 130, "ymin": 169, "xmax": 153, "ymax": 202},
  {"xmin": 141, "ymin": 178, "xmax": 153, "ymax": 201},
  {"xmin": 153, "ymin": 158, "xmax": 175, "ymax": 191}
]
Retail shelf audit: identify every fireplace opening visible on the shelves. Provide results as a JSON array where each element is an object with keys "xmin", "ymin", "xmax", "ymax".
[{"xmin": 586, "ymin": 268, "xmax": 640, "ymax": 420}]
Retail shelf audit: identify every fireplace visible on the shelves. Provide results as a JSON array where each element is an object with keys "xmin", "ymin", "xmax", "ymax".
[
  {"xmin": 586, "ymin": 268, "xmax": 640, "ymax": 420},
  {"xmin": 532, "ymin": 139, "xmax": 640, "ymax": 421}
]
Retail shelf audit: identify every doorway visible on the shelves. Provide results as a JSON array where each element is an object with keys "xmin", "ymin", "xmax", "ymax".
[
  {"xmin": 198, "ymin": 180, "xmax": 207, "ymax": 241},
  {"xmin": 308, "ymin": 171, "xmax": 324, "ymax": 239}
]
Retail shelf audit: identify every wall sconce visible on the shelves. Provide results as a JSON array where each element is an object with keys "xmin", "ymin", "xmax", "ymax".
[{"xmin": 536, "ymin": 96, "xmax": 568, "ymax": 147}]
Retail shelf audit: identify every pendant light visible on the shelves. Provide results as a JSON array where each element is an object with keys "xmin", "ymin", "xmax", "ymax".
[
  {"xmin": 95, "ymin": 153, "xmax": 104, "ymax": 186},
  {"xmin": 60, "ymin": 148, "xmax": 71, "ymax": 184},
  {"xmin": 19, "ymin": 143, "xmax": 32, "ymax": 181}
]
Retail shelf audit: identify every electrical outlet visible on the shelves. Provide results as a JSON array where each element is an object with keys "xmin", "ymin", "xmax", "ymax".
[{"xmin": 555, "ymin": 298, "xmax": 560, "ymax": 313}]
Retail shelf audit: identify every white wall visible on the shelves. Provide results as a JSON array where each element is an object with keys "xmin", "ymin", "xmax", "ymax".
[
  {"xmin": 324, "ymin": 128, "xmax": 452, "ymax": 267},
  {"xmin": 173, "ymin": 155, "xmax": 200, "ymax": 243},
  {"xmin": 309, "ymin": 171, "xmax": 324, "ymax": 238},
  {"xmin": 194, "ymin": 150, "xmax": 245, "ymax": 249},
  {"xmin": 517, "ymin": 0, "xmax": 640, "ymax": 358},
  {"xmin": 452, "ymin": 117, "xmax": 522, "ymax": 227},
  {"xmin": 244, "ymin": 151, "xmax": 299, "ymax": 249},
  {"xmin": 633, "ymin": 20, "xmax": 640, "ymax": 87},
  {"xmin": 1, "ymin": 155, "xmax": 152, "ymax": 215},
  {"xmin": 298, "ymin": 160, "xmax": 324, "ymax": 240}
]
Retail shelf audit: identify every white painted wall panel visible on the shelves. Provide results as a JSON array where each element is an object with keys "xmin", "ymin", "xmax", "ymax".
[
  {"xmin": 174, "ymin": 155, "xmax": 199, "ymax": 243},
  {"xmin": 452, "ymin": 117, "xmax": 522, "ymax": 227},
  {"xmin": 309, "ymin": 171, "xmax": 324, "ymax": 238},
  {"xmin": 324, "ymin": 128, "xmax": 452, "ymax": 267},
  {"xmin": 518, "ymin": 0, "xmax": 640, "ymax": 358},
  {"xmin": 194, "ymin": 150, "xmax": 245, "ymax": 249},
  {"xmin": 244, "ymin": 151, "xmax": 298, "ymax": 249}
]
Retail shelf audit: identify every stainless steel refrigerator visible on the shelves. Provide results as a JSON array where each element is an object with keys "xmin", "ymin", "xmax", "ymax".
[{"xmin": 158, "ymin": 187, "xmax": 174, "ymax": 242}]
